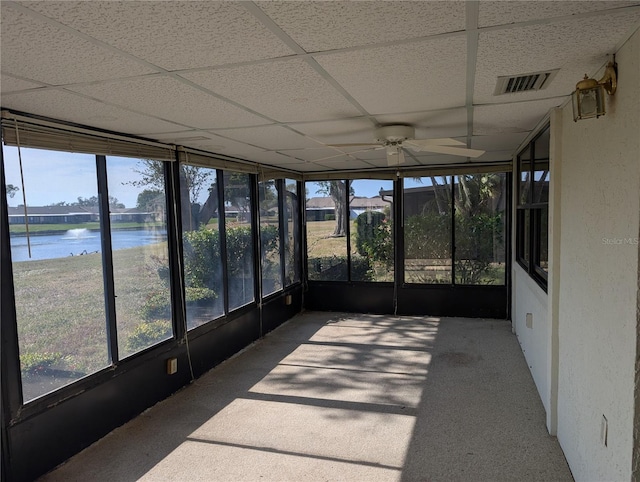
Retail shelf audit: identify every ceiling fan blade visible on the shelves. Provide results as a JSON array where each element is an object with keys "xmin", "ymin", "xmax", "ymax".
[
  {"xmin": 386, "ymin": 147, "xmax": 406, "ymax": 166},
  {"xmin": 404, "ymin": 138, "xmax": 466, "ymax": 149},
  {"xmin": 327, "ymin": 143, "xmax": 381, "ymax": 148},
  {"xmin": 416, "ymin": 145, "xmax": 485, "ymax": 158}
]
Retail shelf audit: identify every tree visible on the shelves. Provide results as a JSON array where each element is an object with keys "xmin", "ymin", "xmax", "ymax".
[
  {"xmin": 128, "ymin": 160, "xmax": 213, "ymax": 231},
  {"xmin": 6, "ymin": 184, "xmax": 19, "ymax": 198},
  {"xmin": 136, "ymin": 189, "xmax": 164, "ymax": 211},
  {"xmin": 316, "ymin": 180, "xmax": 354, "ymax": 237},
  {"xmin": 74, "ymin": 196, "xmax": 124, "ymax": 209}
]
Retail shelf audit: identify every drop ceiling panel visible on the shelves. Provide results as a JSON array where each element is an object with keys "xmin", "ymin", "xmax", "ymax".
[
  {"xmin": 0, "ymin": 75, "xmax": 44, "ymax": 93},
  {"xmin": 316, "ymin": 36, "xmax": 467, "ymax": 114},
  {"xmin": 69, "ymin": 76, "xmax": 268, "ymax": 129},
  {"xmin": 1, "ymin": 89, "xmax": 182, "ymax": 134},
  {"xmin": 253, "ymin": 152, "xmax": 302, "ymax": 165},
  {"xmin": 20, "ymin": 1, "xmax": 294, "ymax": 71},
  {"xmin": 181, "ymin": 59, "xmax": 362, "ymax": 123},
  {"xmin": 474, "ymin": 11, "xmax": 640, "ymax": 104},
  {"xmin": 471, "ymin": 133, "xmax": 529, "ymax": 151},
  {"xmin": 0, "ymin": 4, "xmax": 154, "ymax": 84},
  {"xmin": 181, "ymin": 133, "xmax": 269, "ymax": 159},
  {"xmin": 316, "ymin": 159, "xmax": 375, "ymax": 170},
  {"xmin": 376, "ymin": 108, "xmax": 469, "ymax": 139},
  {"xmin": 278, "ymin": 148, "xmax": 347, "ymax": 163},
  {"xmin": 220, "ymin": 125, "xmax": 323, "ymax": 151},
  {"xmin": 288, "ymin": 118, "xmax": 376, "ymax": 145},
  {"xmin": 282, "ymin": 162, "xmax": 331, "ymax": 172},
  {"xmin": 256, "ymin": 1, "xmax": 466, "ymax": 52},
  {"xmin": 478, "ymin": 1, "xmax": 638, "ymax": 28},
  {"xmin": 474, "ymin": 99, "xmax": 561, "ymax": 136}
]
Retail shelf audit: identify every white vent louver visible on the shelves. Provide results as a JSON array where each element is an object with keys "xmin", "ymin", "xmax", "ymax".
[{"xmin": 494, "ymin": 69, "xmax": 558, "ymax": 95}]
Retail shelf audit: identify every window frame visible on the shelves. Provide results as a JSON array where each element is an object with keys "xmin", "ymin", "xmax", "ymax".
[{"xmin": 515, "ymin": 124, "xmax": 550, "ymax": 290}]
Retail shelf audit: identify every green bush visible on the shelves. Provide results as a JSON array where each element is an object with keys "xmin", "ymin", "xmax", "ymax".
[
  {"xmin": 355, "ymin": 210, "xmax": 386, "ymax": 256},
  {"xmin": 126, "ymin": 320, "xmax": 172, "ymax": 353},
  {"xmin": 324, "ymin": 213, "xmax": 335, "ymax": 221},
  {"xmin": 20, "ymin": 352, "xmax": 64, "ymax": 374}
]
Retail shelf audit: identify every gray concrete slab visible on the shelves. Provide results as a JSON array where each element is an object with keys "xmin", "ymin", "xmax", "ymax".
[{"xmin": 39, "ymin": 312, "xmax": 573, "ymax": 481}]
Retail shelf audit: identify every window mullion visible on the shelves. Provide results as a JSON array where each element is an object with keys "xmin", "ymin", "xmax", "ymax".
[{"xmin": 96, "ymin": 155, "xmax": 118, "ymax": 364}]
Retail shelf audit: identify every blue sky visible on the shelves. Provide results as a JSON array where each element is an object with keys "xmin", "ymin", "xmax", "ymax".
[
  {"xmin": 4, "ymin": 146, "xmax": 443, "ymax": 208},
  {"xmin": 3, "ymin": 147, "xmax": 159, "ymax": 208}
]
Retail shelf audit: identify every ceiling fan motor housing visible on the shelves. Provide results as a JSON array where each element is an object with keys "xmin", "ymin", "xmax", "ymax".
[{"xmin": 374, "ymin": 125, "xmax": 415, "ymax": 145}]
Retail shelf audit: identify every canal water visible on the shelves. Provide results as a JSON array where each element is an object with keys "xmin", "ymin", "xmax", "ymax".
[{"xmin": 10, "ymin": 228, "xmax": 167, "ymax": 262}]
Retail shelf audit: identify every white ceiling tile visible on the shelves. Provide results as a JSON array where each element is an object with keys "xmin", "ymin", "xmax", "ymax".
[
  {"xmin": 470, "ymin": 151, "xmax": 515, "ymax": 163},
  {"xmin": 478, "ymin": 1, "xmax": 638, "ymax": 28},
  {"xmin": 1, "ymin": 89, "xmax": 183, "ymax": 134},
  {"xmin": 281, "ymin": 162, "xmax": 329, "ymax": 172},
  {"xmin": 471, "ymin": 133, "xmax": 529, "ymax": 151},
  {"xmin": 316, "ymin": 159, "xmax": 375, "ymax": 170},
  {"xmin": 288, "ymin": 118, "xmax": 377, "ymax": 144},
  {"xmin": 316, "ymin": 36, "xmax": 467, "ymax": 114},
  {"xmin": 0, "ymin": 75, "xmax": 45, "ymax": 93},
  {"xmin": 278, "ymin": 148, "xmax": 348, "ymax": 163},
  {"xmin": 181, "ymin": 59, "xmax": 361, "ymax": 122},
  {"xmin": 188, "ymin": 133, "xmax": 269, "ymax": 159},
  {"xmin": 20, "ymin": 1, "xmax": 294, "ymax": 70},
  {"xmin": 0, "ymin": 4, "xmax": 154, "ymax": 84},
  {"xmin": 253, "ymin": 152, "xmax": 301, "ymax": 165},
  {"xmin": 257, "ymin": 1, "xmax": 466, "ymax": 51},
  {"xmin": 474, "ymin": 99, "xmax": 561, "ymax": 135},
  {"xmin": 69, "ymin": 76, "xmax": 268, "ymax": 129},
  {"xmin": 220, "ymin": 126, "xmax": 323, "ymax": 151},
  {"xmin": 474, "ymin": 11, "xmax": 640, "ymax": 104}
]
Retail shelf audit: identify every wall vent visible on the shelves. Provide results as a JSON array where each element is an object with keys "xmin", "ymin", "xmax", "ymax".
[{"xmin": 494, "ymin": 69, "xmax": 558, "ymax": 95}]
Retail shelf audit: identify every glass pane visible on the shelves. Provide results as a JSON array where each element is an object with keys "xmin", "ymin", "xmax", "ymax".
[
  {"xmin": 180, "ymin": 165, "xmax": 223, "ymax": 329},
  {"xmin": 350, "ymin": 179, "xmax": 394, "ymax": 282},
  {"xmin": 518, "ymin": 146, "xmax": 531, "ymax": 205},
  {"xmin": 454, "ymin": 173, "xmax": 506, "ymax": 285},
  {"xmin": 537, "ymin": 206, "xmax": 549, "ymax": 274},
  {"xmin": 533, "ymin": 127, "xmax": 550, "ymax": 204},
  {"xmin": 224, "ymin": 171, "xmax": 255, "ymax": 310},
  {"xmin": 259, "ymin": 180, "xmax": 282, "ymax": 296},
  {"xmin": 306, "ymin": 180, "xmax": 348, "ymax": 281},
  {"xmin": 522, "ymin": 209, "xmax": 531, "ymax": 265},
  {"xmin": 4, "ymin": 147, "xmax": 109, "ymax": 402},
  {"xmin": 284, "ymin": 179, "xmax": 300, "ymax": 286},
  {"xmin": 107, "ymin": 157, "xmax": 172, "ymax": 358},
  {"xmin": 404, "ymin": 176, "xmax": 452, "ymax": 284}
]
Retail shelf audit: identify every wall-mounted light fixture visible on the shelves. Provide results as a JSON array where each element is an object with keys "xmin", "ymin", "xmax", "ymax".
[{"xmin": 572, "ymin": 59, "xmax": 617, "ymax": 121}]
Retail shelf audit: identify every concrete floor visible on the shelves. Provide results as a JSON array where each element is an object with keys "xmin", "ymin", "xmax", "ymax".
[{"xmin": 40, "ymin": 312, "xmax": 573, "ymax": 481}]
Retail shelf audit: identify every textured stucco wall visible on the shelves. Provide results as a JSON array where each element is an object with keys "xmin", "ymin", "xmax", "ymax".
[
  {"xmin": 512, "ymin": 265, "xmax": 550, "ymax": 414},
  {"xmin": 556, "ymin": 27, "xmax": 640, "ymax": 482}
]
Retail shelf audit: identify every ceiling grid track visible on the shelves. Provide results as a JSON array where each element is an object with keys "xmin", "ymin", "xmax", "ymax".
[
  {"xmin": 465, "ymin": 1, "xmax": 480, "ymax": 154},
  {"xmin": 242, "ymin": 2, "xmax": 377, "ymax": 128}
]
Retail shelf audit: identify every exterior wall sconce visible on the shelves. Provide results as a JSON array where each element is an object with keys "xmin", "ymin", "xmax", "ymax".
[{"xmin": 572, "ymin": 59, "xmax": 617, "ymax": 121}]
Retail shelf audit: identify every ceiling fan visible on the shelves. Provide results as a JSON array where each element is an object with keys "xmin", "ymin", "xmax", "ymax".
[{"xmin": 328, "ymin": 125, "xmax": 485, "ymax": 165}]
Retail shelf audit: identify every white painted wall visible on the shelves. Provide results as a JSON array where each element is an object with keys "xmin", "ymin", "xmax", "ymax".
[
  {"xmin": 512, "ymin": 265, "xmax": 550, "ymax": 415},
  {"xmin": 555, "ymin": 27, "xmax": 640, "ymax": 481}
]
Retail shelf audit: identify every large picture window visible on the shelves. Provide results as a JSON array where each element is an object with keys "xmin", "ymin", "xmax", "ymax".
[
  {"xmin": 284, "ymin": 179, "xmax": 300, "ymax": 286},
  {"xmin": 350, "ymin": 179, "xmax": 394, "ymax": 282},
  {"xmin": 5, "ymin": 147, "xmax": 110, "ymax": 402},
  {"xmin": 306, "ymin": 180, "xmax": 349, "ymax": 281},
  {"xmin": 223, "ymin": 171, "xmax": 255, "ymax": 310},
  {"xmin": 107, "ymin": 157, "xmax": 173, "ymax": 358},
  {"xmin": 259, "ymin": 179, "xmax": 282, "ymax": 296},
  {"xmin": 180, "ymin": 164, "xmax": 223, "ymax": 329},
  {"xmin": 404, "ymin": 176, "xmax": 453, "ymax": 284},
  {"xmin": 516, "ymin": 125, "xmax": 550, "ymax": 288}
]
